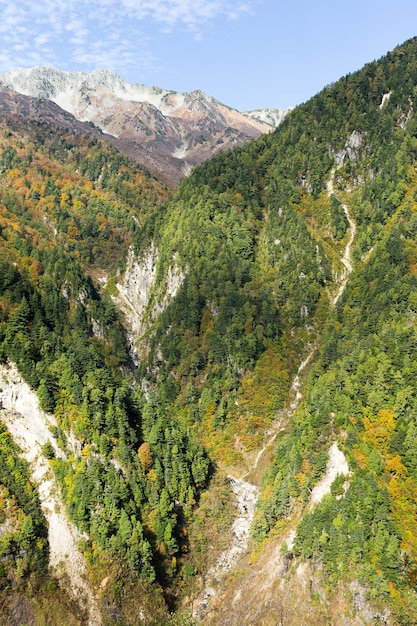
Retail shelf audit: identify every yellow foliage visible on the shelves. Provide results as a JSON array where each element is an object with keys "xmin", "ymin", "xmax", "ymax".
[
  {"xmin": 205, "ymin": 401, "xmax": 216, "ymax": 418},
  {"xmin": 388, "ymin": 477, "xmax": 417, "ymax": 562},
  {"xmin": 352, "ymin": 447, "xmax": 367, "ymax": 468},
  {"xmin": 386, "ymin": 455, "xmax": 408, "ymax": 478},
  {"xmin": 138, "ymin": 442, "xmax": 153, "ymax": 472},
  {"xmin": 387, "ymin": 477, "xmax": 402, "ymax": 500},
  {"xmin": 81, "ymin": 445, "xmax": 91, "ymax": 460},
  {"xmin": 6, "ymin": 168, "xmax": 20, "ymax": 180},
  {"xmin": 147, "ymin": 469, "xmax": 157, "ymax": 483},
  {"xmin": 200, "ymin": 308, "xmax": 214, "ymax": 332},
  {"xmin": 146, "ymin": 508, "xmax": 159, "ymax": 533},
  {"xmin": 388, "ymin": 581, "xmax": 400, "ymax": 601},
  {"xmin": 295, "ymin": 472, "xmax": 307, "ymax": 488},
  {"xmin": 301, "ymin": 458, "xmax": 312, "ymax": 474},
  {"xmin": 262, "ymin": 484, "xmax": 273, "ymax": 500},
  {"xmin": 363, "ymin": 408, "xmax": 395, "ymax": 450}
]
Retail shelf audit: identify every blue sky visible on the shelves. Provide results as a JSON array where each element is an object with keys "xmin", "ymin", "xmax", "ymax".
[{"xmin": 0, "ymin": 0, "xmax": 417, "ymax": 111}]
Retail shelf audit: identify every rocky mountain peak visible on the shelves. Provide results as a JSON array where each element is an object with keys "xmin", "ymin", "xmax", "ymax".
[
  {"xmin": 0, "ymin": 67, "xmax": 288, "ymax": 185},
  {"xmin": 244, "ymin": 107, "xmax": 293, "ymax": 127}
]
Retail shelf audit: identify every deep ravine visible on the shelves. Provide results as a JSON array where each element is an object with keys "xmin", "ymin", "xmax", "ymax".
[
  {"xmin": 192, "ymin": 347, "xmax": 315, "ymax": 619},
  {"xmin": 193, "ymin": 168, "xmax": 357, "ymax": 620}
]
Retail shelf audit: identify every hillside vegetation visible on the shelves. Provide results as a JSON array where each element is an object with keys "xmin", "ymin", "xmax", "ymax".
[
  {"xmin": 132, "ymin": 36, "xmax": 417, "ymax": 623},
  {"xmin": 1, "ymin": 36, "xmax": 417, "ymax": 624},
  {"xmin": 0, "ymin": 114, "xmax": 206, "ymax": 624}
]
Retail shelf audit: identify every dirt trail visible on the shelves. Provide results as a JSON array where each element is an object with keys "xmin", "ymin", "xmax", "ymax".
[{"xmin": 0, "ymin": 363, "xmax": 102, "ymax": 626}]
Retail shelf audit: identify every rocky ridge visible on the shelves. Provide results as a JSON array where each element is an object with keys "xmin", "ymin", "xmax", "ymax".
[
  {"xmin": 0, "ymin": 67, "xmax": 289, "ymax": 185},
  {"xmin": 245, "ymin": 107, "xmax": 293, "ymax": 127}
]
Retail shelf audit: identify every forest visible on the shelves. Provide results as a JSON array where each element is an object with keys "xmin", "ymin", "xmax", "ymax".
[{"xmin": 2, "ymin": 36, "xmax": 417, "ymax": 625}]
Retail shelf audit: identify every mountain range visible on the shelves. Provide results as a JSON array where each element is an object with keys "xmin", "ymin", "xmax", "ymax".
[
  {"xmin": 0, "ymin": 68, "xmax": 288, "ymax": 185},
  {"xmin": 1, "ymin": 37, "xmax": 417, "ymax": 626}
]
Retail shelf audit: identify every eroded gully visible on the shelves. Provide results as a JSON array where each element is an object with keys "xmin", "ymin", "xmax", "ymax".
[{"xmin": 193, "ymin": 168, "xmax": 356, "ymax": 620}]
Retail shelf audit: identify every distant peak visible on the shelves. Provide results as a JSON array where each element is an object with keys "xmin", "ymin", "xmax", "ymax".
[{"xmin": 244, "ymin": 107, "xmax": 293, "ymax": 128}]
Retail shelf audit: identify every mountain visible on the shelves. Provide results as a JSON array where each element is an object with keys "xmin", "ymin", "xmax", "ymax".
[
  {"xmin": 244, "ymin": 106, "xmax": 293, "ymax": 127},
  {"xmin": 0, "ymin": 68, "xmax": 284, "ymax": 185},
  {"xmin": 115, "ymin": 36, "xmax": 417, "ymax": 624},
  {"xmin": 2, "ymin": 36, "xmax": 417, "ymax": 626}
]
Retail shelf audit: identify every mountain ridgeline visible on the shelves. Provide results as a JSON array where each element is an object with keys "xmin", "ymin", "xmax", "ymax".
[
  {"xmin": 0, "ymin": 67, "xmax": 281, "ymax": 186},
  {"xmin": 1, "ymin": 37, "xmax": 417, "ymax": 625}
]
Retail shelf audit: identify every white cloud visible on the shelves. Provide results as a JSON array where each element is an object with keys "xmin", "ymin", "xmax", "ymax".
[
  {"xmin": 0, "ymin": 0, "xmax": 258, "ymax": 76},
  {"xmin": 119, "ymin": 0, "xmax": 254, "ymax": 27}
]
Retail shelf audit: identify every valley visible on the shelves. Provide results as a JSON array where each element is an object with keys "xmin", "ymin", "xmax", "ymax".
[
  {"xmin": 194, "ymin": 175, "xmax": 356, "ymax": 621},
  {"xmin": 1, "ymin": 36, "xmax": 417, "ymax": 625}
]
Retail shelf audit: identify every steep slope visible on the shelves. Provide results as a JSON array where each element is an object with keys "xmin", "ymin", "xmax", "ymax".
[
  {"xmin": 3, "ymin": 35, "xmax": 417, "ymax": 626},
  {"xmin": 116, "ymin": 37, "xmax": 417, "ymax": 623},
  {"xmin": 0, "ymin": 68, "xmax": 276, "ymax": 185},
  {"xmin": 0, "ymin": 85, "xmax": 110, "ymax": 138},
  {"xmin": 0, "ymin": 363, "xmax": 102, "ymax": 626},
  {"xmin": 0, "ymin": 112, "xmax": 207, "ymax": 624}
]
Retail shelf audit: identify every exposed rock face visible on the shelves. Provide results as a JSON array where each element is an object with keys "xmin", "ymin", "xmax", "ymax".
[
  {"xmin": 244, "ymin": 107, "xmax": 292, "ymax": 127},
  {"xmin": 0, "ymin": 85, "xmax": 108, "ymax": 140},
  {"xmin": 0, "ymin": 67, "xmax": 283, "ymax": 185},
  {"xmin": 116, "ymin": 245, "xmax": 159, "ymax": 344},
  {"xmin": 115, "ymin": 245, "xmax": 185, "ymax": 364},
  {"xmin": 195, "ymin": 441, "xmax": 387, "ymax": 626},
  {"xmin": 0, "ymin": 363, "xmax": 102, "ymax": 626}
]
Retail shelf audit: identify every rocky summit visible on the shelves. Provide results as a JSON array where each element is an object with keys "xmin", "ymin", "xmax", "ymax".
[{"xmin": 0, "ymin": 67, "xmax": 288, "ymax": 185}]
